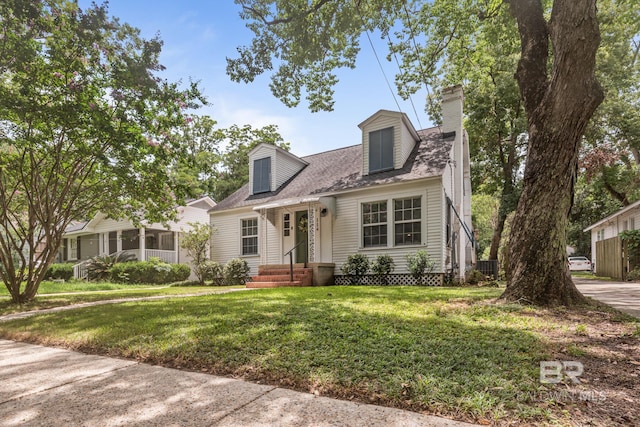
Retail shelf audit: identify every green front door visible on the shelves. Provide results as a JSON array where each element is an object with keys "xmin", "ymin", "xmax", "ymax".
[{"xmin": 295, "ymin": 210, "xmax": 308, "ymax": 264}]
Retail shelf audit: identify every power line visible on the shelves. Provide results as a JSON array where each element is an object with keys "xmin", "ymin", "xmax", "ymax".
[
  {"xmin": 401, "ymin": 1, "xmax": 441, "ymax": 132},
  {"xmin": 386, "ymin": 32, "xmax": 423, "ymax": 129},
  {"xmin": 362, "ymin": 30, "xmax": 402, "ymax": 112}
]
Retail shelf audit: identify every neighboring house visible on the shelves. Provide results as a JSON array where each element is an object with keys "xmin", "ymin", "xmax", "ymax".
[
  {"xmin": 59, "ymin": 196, "xmax": 216, "ymax": 279},
  {"xmin": 584, "ymin": 199, "xmax": 640, "ymax": 274},
  {"xmin": 209, "ymin": 85, "xmax": 475, "ymax": 284}
]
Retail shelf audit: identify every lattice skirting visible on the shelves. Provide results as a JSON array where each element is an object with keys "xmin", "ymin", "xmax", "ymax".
[{"xmin": 334, "ymin": 273, "xmax": 443, "ymax": 286}]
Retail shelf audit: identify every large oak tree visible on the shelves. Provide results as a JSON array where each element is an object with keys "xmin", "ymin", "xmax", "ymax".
[
  {"xmin": 228, "ymin": 0, "xmax": 605, "ymax": 305},
  {"xmin": 0, "ymin": 0, "xmax": 204, "ymax": 303}
]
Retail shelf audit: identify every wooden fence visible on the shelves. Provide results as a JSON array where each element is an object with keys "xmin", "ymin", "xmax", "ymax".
[{"xmin": 595, "ymin": 236, "xmax": 639, "ymax": 280}]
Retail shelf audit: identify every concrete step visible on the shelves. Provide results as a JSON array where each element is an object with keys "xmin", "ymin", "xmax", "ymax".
[
  {"xmin": 252, "ymin": 274, "xmax": 309, "ymax": 282},
  {"xmin": 247, "ymin": 281, "xmax": 304, "ymax": 288}
]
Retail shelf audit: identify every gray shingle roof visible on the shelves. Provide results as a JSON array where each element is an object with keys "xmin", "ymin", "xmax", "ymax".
[{"xmin": 211, "ymin": 126, "xmax": 452, "ymax": 212}]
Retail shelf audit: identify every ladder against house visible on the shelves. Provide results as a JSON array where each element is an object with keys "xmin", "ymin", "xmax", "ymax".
[{"xmin": 248, "ymin": 265, "xmax": 313, "ymax": 288}]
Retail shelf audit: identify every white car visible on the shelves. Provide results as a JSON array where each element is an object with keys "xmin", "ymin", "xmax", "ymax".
[{"xmin": 568, "ymin": 256, "xmax": 592, "ymax": 271}]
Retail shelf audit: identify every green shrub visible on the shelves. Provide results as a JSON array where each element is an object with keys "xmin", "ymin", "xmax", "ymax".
[
  {"xmin": 168, "ymin": 263, "xmax": 191, "ymax": 282},
  {"xmin": 110, "ymin": 260, "xmax": 191, "ymax": 284},
  {"xmin": 44, "ymin": 263, "xmax": 73, "ymax": 281},
  {"xmin": 197, "ymin": 260, "xmax": 223, "ymax": 285},
  {"xmin": 406, "ymin": 250, "xmax": 436, "ymax": 285},
  {"xmin": 223, "ymin": 258, "xmax": 250, "ymax": 285},
  {"xmin": 87, "ymin": 251, "xmax": 137, "ymax": 281},
  {"xmin": 341, "ymin": 254, "xmax": 370, "ymax": 284},
  {"xmin": 627, "ymin": 267, "xmax": 640, "ymax": 282},
  {"xmin": 466, "ymin": 269, "xmax": 486, "ymax": 285},
  {"xmin": 371, "ymin": 254, "xmax": 395, "ymax": 275}
]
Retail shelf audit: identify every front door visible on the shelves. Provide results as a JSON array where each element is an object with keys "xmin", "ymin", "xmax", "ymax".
[{"xmin": 295, "ymin": 210, "xmax": 309, "ymax": 264}]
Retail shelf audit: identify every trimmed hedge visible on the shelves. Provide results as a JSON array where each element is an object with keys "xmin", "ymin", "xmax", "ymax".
[
  {"xmin": 44, "ymin": 263, "xmax": 74, "ymax": 281},
  {"xmin": 110, "ymin": 261, "xmax": 191, "ymax": 284}
]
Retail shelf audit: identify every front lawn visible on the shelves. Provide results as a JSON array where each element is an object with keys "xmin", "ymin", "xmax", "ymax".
[
  {"xmin": 0, "ymin": 282, "xmax": 239, "ymax": 315},
  {"xmin": 0, "ymin": 286, "xmax": 638, "ymax": 425}
]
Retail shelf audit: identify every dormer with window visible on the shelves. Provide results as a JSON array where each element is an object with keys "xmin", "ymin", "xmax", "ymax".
[
  {"xmin": 358, "ymin": 110, "xmax": 421, "ymax": 175},
  {"xmin": 248, "ymin": 143, "xmax": 308, "ymax": 196}
]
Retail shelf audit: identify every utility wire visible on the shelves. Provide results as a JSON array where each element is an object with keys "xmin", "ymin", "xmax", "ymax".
[
  {"xmin": 363, "ymin": 30, "xmax": 402, "ymax": 112},
  {"xmin": 386, "ymin": 32, "xmax": 423, "ymax": 130},
  {"xmin": 401, "ymin": 1, "xmax": 441, "ymax": 132},
  {"xmin": 352, "ymin": 0, "xmax": 402, "ymax": 112}
]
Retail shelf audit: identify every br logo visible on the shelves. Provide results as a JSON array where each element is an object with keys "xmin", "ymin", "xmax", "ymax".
[{"xmin": 539, "ymin": 361, "xmax": 583, "ymax": 384}]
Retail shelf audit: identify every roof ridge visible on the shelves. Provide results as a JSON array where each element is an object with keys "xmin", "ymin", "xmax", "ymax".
[{"xmin": 300, "ymin": 144, "xmax": 360, "ymax": 160}]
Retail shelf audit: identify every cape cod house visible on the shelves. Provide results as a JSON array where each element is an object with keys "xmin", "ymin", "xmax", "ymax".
[
  {"xmin": 59, "ymin": 196, "xmax": 215, "ymax": 279},
  {"xmin": 209, "ymin": 86, "xmax": 475, "ymax": 286}
]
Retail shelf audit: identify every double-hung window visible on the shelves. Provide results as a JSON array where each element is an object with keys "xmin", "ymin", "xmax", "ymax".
[
  {"xmin": 362, "ymin": 201, "xmax": 388, "ymax": 248},
  {"xmin": 369, "ymin": 127, "xmax": 394, "ymax": 173},
  {"xmin": 395, "ymin": 197, "xmax": 422, "ymax": 245},
  {"xmin": 241, "ymin": 218, "xmax": 258, "ymax": 255}
]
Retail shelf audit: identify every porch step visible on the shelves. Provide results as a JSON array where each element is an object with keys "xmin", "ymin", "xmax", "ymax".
[
  {"xmin": 251, "ymin": 266, "xmax": 313, "ymax": 287},
  {"xmin": 247, "ymin": 280, "xmax": 304, "ymax": 288}
]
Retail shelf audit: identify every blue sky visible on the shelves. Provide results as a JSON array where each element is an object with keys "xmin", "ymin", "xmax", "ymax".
[{"xmin": 78, "ymin": 1, "xmax": 433, "ymax": 155}]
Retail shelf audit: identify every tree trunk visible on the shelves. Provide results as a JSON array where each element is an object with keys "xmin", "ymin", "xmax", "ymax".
[
  {"xmin": 488, "ymin": 207, "xmax": 506, "ymax": 261},
  {"xmin": 502, "ymin": 0, "xmax": 603, "ymax": 306}
]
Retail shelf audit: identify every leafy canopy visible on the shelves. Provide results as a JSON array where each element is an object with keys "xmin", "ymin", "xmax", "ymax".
[{"xmin": 0, "ymin": 0, "xmax": 204, "ymax": 302}]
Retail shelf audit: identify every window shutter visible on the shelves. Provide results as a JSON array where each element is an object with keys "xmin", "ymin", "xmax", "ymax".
[
  {"xmin": 369, "ymin": 127, "xmax": 394, "ymax": 173},
  {"xmin": 253, "ymin": 157, "xmax": 271, "ymax": 193}
]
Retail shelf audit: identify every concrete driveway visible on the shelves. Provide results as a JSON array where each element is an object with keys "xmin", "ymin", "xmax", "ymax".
[{"xmin": 574, "ymin": 277, "xmax": 640, "ymax": 318}]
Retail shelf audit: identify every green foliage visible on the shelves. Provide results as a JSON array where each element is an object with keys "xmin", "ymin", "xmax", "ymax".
[
  {"xmin": 223, "ymin": 258, "xmax": 250, "ymax": 285},
  {"xmin": 0, "ymin": 0, "xmax": 204, "ymax": 303},
  {"xmin": 406, "ymin": 250, "xmax": 436, "ymax": 285},
  {"xmin": 627, "ymin": 267, "xmax": 640, "ymax": 282},
  {"xmin": 43, "ymin": 263, "xmax": 74, "ymax": 281},
  {"xmin": 110, "ymin": 260, "xmax": 190, "ymax": 284},
  {"xmin": 466, "ymin": 269, "xmax": 486, "ymax": 286},
  {"xmin": 620, "ymin": 230, "xmax": 640, "ymax": 252},
  {"xmin": 180, "ymin": 222, "xmax": 215, "ymax": 284},
  {"xmin": 172, "ymin": 118, "xmax": 289, "ymax": 201},
  {"xmin": 86, "ymin": 251, "xmax": 137, "ymax": 281},
  {"xmin": 341, "ymin": 254, "xmax": 370, "ymax": 283},
  {"xmin": 197, "ymin": 260, "xmax": 224, "ymax": 285},
  {"xmin": 371, "ymin": 254, "xmax": 395, "ymax": 275},
  {"xmin": 471, "ymin": 194, "xmax": 500, "ymax": 259}
]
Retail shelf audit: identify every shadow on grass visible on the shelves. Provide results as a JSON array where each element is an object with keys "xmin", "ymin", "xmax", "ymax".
[{"xmin": 1, "ymin": 286, "xmax": 551, "ymax": 422}]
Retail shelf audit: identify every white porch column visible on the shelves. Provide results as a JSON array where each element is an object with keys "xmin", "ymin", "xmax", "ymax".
[
  {"xmin": 174, "ymin": 232, "xmax": 179, "ymax": 263},
  {"xmin": 140, "ymin": 228, "xmax": 146, "ymax": 261},
  {"xmin": 116, "ymin": 230, "xmax": 122, "ymax": 252}
]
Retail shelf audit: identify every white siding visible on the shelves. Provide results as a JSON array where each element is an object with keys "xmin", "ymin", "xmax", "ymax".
[
  {"xmin": 275, "ymin": 150, "xmax": 306, "ymax": 189},
  {"xmin": 332, "ymin": 179, "xmax": 444, "ymax": 274},
  {"xmin": 248, "ymin": 145, "xmax": 275, "ymax": 195},
  {"xmin": 400, "ymin": 122, "xmax": 415, "ymax": 166},
  {"xmin": 92, "ymin": 218, "xmax": 134, "ymax": 233},
  {"xmin": 361, "ymin": 113, "xmax": 398, "ymax": 175},
  {"xmin": 210, "ymin": 209, "xmax": 261, "ymax": 275},
  {"xmin": 361, "ymin": 112, "xmax": 418, "ymax": 174}
]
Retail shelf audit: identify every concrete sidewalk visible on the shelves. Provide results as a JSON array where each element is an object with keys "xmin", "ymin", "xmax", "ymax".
[
  {"xmin": 574, "ymin": 277, "xmax": 640, "ymax": 318},
  {"xmin": 0, "ymin": 339, "xmax": 476, "ymax": 427}
]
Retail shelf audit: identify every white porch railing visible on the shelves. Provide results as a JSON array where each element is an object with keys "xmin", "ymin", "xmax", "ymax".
[
  {"xmin": 145, "ymin": 249, "xmax": 177, "ymax": 263},
  {"xmin": 73, "ymin": 259, "xmax": 91, "ymax": 280}
]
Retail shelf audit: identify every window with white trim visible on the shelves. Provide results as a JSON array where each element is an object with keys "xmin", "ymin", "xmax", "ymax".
[
  {"xmin": 394, "ymin": 197, "xmax": 422, "ymax": 245},
  {"xmin": 369, "ymin": 127, "xmax": 394, "ymax": 173},
  {"xmin": 630, "ymin": 217, "xmax": 635, "ymax": 230},
  {"xmin": 362, "ymin": 201, "xmax": 388, "ymax": 248},
  {"xmin": 241, "ymin": 218, "xmax": 258, "ymax": 255}
]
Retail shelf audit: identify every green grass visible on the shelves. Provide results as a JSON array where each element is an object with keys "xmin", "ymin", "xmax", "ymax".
[
  {"xmin": 0, "ymin": 280, "xmax": 161, "ymax": 296},
  {"xmin": 0, "ymin": 286, "xmax": 557, "ymax": 422},
  {"xmin": 0, "ymin": 282, "xmax": 240, "ymax": 315}
]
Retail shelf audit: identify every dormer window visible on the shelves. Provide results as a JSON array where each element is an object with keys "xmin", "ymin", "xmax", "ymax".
[
  {"xmin": 253, "ymin": 157, "xmax": 271, "ymax": 194},
  {"xmin": 369, "ymin": 127, "xmax": 394, "ymax": 173}
]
